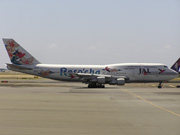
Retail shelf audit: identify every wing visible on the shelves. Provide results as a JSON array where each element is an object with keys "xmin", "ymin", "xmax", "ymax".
[{"xmin": 75, "ymin": 73, "xmax": 128, "ymax": 85}]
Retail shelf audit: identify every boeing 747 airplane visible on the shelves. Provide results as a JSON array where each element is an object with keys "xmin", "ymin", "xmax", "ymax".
[{"xmin": 2, "ymin": 39, "xmax": 179, "ymax": 88}]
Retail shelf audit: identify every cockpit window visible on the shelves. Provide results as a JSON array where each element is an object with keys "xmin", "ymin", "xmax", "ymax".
[{"xmin": 164, "ymin": 66, "xmax": 168, "ymax": 68}]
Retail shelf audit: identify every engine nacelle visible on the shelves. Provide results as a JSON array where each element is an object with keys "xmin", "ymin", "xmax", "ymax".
[
  {"xmin": 117, "ymin": 78, "xmax": 125, "ymax": 85},
  {"xmin": 97, "ymin": 77, "xmax": 105, "ymax": 84},
  {"xmin": 90, "ymin": 78, "xmax": 97, "ymax": 82},
  {"xmin": 109, "ymin": 79, "xmax": 117, "ymax": 85}
]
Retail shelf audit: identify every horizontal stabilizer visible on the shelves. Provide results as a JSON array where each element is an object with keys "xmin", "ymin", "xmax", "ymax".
[{"xmin": 6, "ymin": 64, "xmax": 33, "ymax": 70}]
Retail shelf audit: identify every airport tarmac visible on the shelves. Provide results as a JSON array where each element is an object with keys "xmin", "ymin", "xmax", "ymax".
[{"xmin": 0, "ymin": 79, "xmax": 180, "ymax": 135}]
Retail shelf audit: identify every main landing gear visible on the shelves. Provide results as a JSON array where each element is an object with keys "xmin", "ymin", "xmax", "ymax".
[
  {"xmin": 158, "ymin": 82, "xmax": 162, "ymax": 89},
  {"xmin": 88, "ymin": 83, "xmax": 105, "ymax": 88}
]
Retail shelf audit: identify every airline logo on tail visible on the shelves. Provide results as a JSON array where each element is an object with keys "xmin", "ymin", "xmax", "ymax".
[
  {"xmin": 171, "ymin": 58, "xmax": 180, "ymax": 73},
  {"xmin": 3, "ymin": 39, "xmax": 40, "ymax": 65}
]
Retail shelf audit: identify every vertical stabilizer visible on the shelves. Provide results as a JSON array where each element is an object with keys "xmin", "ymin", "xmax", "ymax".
[
  {"xmin": 171, "ymin": 58, "xmax": 180, "ymax": 73},
  {"xmin": 2, "ymin": 39, "xmax": 40, "ymax": 66}
]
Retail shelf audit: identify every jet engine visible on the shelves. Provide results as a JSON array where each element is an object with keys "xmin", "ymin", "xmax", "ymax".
[
  {"xmin": 109, "ymin": 78, "xmax": 125, "ymax": 85},
  {"xmin": 109, "ymin": 79, "xmax": 117, "ymax": 85},
  {"xmin": 97, "ymin": 77, "xmax": 105, "ymax": 84},
  {"xmin": 117, "ymin": 78, "xmax": 125, "ymax": 85}
]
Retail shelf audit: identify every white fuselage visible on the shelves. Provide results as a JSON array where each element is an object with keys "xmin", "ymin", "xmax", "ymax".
[
  {"xmin": 9, "ymin": 63, "xmax": 178, "ymax": 83},
  {"xmin": 3, "ymin": 39, "xmax": 179, "ymax": 88}
]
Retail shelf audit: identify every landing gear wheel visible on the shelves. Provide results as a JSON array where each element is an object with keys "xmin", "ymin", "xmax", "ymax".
[
  {"xmin": 158, "ymin": 82, "xmax": 162, "ymax": 89},
  {"xmin": 88, "ymin": 84, "xmax": 92, "ymax": 88},
  {"xmin": 97, "ymin": 84, "xmax": 102, "ymax": 88},
  {"xmin": 88, "ymin": 83, "xmax": 97, "ymax": 88},
  {"xmin": 97, "ymin": 84, "xmax": 105, "ymax": 88},
  {"xmin": 101, "ymin": 85, "xmax": 105, "ymax": 88},
  {"xmin": 88, "ymin": 84, "xmax": 105, "ymax": 88}
]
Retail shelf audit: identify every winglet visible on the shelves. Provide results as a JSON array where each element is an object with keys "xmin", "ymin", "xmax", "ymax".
[
  {"xmin": 2, "ymin": 38, "xmax": 40, "ymax": 66},
  {"xmin": 171, "ymin": 58, "xmax": 180, "ymax": 73}
]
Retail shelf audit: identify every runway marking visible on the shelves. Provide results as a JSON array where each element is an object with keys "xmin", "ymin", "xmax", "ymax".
[
  {"xmin": 169, "ymin": 85, "xmax": 176, "ymax": 88},
  {"xmin": 121, "ymin": 89, "xmax": 180, "ymax": 117}
]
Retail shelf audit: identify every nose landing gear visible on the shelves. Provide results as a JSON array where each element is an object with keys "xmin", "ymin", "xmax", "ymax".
[{"xmin": 158, "ymin": 82, "xmax": 162, "ymax": 88}]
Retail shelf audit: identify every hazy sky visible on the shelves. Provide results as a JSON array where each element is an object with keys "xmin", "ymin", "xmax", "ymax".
[{"xmin": 0, "ymin": 0, "xmax": 179, "ymax": 68}]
